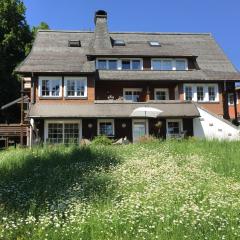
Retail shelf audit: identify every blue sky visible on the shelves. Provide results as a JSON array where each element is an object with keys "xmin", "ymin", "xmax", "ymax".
[{"xmin": 23, "ymin": 0, "xmax": 240, "ymax": 70}]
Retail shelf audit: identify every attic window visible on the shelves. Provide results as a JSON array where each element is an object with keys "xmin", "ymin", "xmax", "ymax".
[
  {"xmin": 149, "ymin": 41, "xmax": 161, "ymax": 47},
  {"xmin": 114, "ymin": 40, "xmax": 125, "ymax": 46},
  {"xmin": 68, "ymin": 40, "xmax": 81, "ymax": 47}
]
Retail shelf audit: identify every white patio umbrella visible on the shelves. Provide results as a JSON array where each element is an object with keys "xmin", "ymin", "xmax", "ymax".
[{"xmin": 130, "ymin": 107, "xmax": 163, "ymax": 118}]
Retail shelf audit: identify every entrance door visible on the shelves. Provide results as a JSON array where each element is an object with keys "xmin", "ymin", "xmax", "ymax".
[{"xmin": 132, "ymin": 120, "xmax": 147, "ymax": 142}]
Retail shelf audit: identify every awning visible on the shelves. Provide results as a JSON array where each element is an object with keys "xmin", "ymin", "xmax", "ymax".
[{"xmin": 28, "ymin": 101, "xmax": 200, "ymax": 118}]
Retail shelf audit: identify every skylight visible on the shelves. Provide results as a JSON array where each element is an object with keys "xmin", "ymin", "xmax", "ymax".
[
  {"xmin": 68, "ymin": 40, "xmax": 81, "ymax": 47},
  {"xmin": 114, "ymin": 40, "xmax": 126, "ymax": 46},
  {"xmin": 149, "ymin": 41, "xmax": 161, "ymax": 47}
]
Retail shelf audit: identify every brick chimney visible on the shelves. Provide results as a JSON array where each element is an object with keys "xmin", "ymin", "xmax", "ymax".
[{"xmin": 93, "ymin": 10, "xmax": 112, "ymax": 49}]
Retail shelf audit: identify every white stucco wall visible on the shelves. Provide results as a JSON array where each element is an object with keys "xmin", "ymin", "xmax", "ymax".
[{"xmin": 193, "ymin": 107, "xmax": 240, "ymax": 140}]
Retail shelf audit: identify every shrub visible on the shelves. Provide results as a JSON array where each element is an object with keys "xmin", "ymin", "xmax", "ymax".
[
  {"xmin": 136, "ymin": 135, "xmax": 159, "ymax": 143},
  {"xmin": 92, "ymin": 135, "xmax": 113, "ymax": 145}
]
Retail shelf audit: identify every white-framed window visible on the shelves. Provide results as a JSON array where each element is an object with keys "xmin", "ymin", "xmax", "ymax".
[
  {"xmin": 154, "ymin": 88, "xmax": 169, "ymax": 100},
  {"xmin": 183, "ymin": 84, "xmax": 219, "ymax": 102},
  {"xmin": 64, "ymin": 77, "xmax": 87, "ymax": 98},
  {"xmin": 196, "ymin": 86, "xmax": 204, "ymax": 102},
  {"xmin": 44, "ymin": 120, "xmax": 81, "ymax": 144},
  {"xmin": 151, "ymin": 58, "xmax": 188, "ymax": 71},
  {"xmin": 176, "ymin": 59, "xmax": 187, "ymax": 70},
  {"xmin": 208, "ymin": 86, "xmax": 216, "ymax": 102},
  {"xmin": 185, "ymin": 85, "xmax": 193, "ymax": 101},
  {"xmin": 97, "ymin": 119, "xmax": 115, "ymax": 136},
  {"xmin": 96, "ymin": 58, "xmax": 143, "ymax": 70},
  {"xmin": 228, "ymin": 93, "xmax": 239, "ymax": 105},
  {"xmin": 97, "ymin": 59, "xmax": 108, "ymax": 70},
  {"xmin": 123, "ymin": 88, "xmax": 142, "ymax": 102},
  {"xmin": 38, "ymin": 77, "xmax": 62, "ymax": 97},
  {"xmin": 166, "ymin": 119, "xmax": 183, "ymax": 137}
]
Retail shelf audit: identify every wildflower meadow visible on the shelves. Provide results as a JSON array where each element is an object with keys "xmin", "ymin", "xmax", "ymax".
[{"xmin": 0, "ymin": 140, "xmax": 240, "ymax": 239}]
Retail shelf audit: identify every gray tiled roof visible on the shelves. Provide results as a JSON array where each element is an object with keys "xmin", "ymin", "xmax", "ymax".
[
  {"xmin": 98, "ymin": 70, "xmax": 240, "ymax": 81},
  {"xmin": 15, "ymin": 30, "xmax": 239, "ymax": 80},
  {"xmin": 29, "ymin": 101, "xmax": 200, "ymax": 118}
]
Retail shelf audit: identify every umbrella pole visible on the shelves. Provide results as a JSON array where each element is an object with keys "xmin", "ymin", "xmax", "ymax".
[{"xmin": 145, "ymin": 107, "xmax": 147, "ymax": 135}]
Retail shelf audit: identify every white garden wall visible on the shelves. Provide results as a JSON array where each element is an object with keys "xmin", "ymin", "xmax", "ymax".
[{"xmin": 193, "ymin": 107, "xmax": 240, "ymax": 140}]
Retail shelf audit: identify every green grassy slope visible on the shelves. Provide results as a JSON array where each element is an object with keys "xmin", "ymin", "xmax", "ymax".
[{"xmin": 0, "ymin": 140, "xmax": 240, "ymax": 240}]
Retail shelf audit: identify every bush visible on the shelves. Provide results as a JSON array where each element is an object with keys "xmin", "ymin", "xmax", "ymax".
[
  {"xmin": 137, "ymin": 135, "xmax": 159, "ymax": 143},
  {"xmin": 92, "ymin": 135, "xmax": 113, "ymax": 145}
]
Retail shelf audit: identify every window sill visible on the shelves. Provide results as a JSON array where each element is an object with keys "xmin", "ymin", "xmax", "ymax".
[
  {"xmin": 64, "ymin": 97, "xmax": 88, "ymax": 100},
  {"xmin": 99, "ymin": 135, "xmax": 115, "ymax": 138},
  {"xmin": 39, "ymin": 97, "xmax": 62, "ymax": 100},
  {"xmin": 197, "ymin": 101, "xmax": 220, "ymax": 104},
  {"xmin": 98, "ymin": 69, "xmax": 143, "ymax": 71},
  {"xmin": 184, "ymin": 100, "xmax": 220, "ymax": 104}
]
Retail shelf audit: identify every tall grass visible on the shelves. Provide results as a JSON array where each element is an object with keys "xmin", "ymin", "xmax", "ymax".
[{"xmin": 0, "ymin": 140, "xmax": 240, "ymax": 239}]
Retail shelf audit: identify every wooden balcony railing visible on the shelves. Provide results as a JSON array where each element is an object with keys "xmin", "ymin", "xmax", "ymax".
[{"xmin": 0, "ymin": 124, "xmax": 28, "ymax": 137}]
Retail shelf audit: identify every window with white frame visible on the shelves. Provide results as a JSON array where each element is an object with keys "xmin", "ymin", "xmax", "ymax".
[
  {"xmin": 98, "ymin": 119, "xmax": 114, "ymax": 136},
  {"xmin": 108, "ymin": 60, "xmax": 118, "ymax": 70},
  {"xmin": 96, "ymin": 59, "xmax": 142, "ymax": 70},
  {"xmin": 123, "ymin": 88, "xmax": 142, "ymax": 102},
  {"xmin": 122, "ymin": 60, "xmax": 131, "ymax": 70},
  {"xmin": 47, "ymin": 122, "xmax": 79, "ymax": 144},
  {"xmin": 184, "ymin": 84, "xmax": 219, "ymax": 102},
  {"xmin": 151, "ymin": 59, "xmax": 188, "ymax": 71},
  {"xmin": 131, "ymin": 60, "xmax": 142, "ymax": 70},
  {"xmin": 208, "ymin": 86, "xmax": 216, "ymax": 101},
  {"xmin": 64, "ymin": 77, "xmax": 87, "ymax": 98},
  {"xmin": 197, "ymin": 86, "xmax": 204, "ymax": 101},
  {"xmin": 166, "ymin": 119, "xmax": 182, "ymax": 136},
  {"xmin": 185, "ymin": 86, "xmax": 193, "ymax": 101},
  {"xmin": 228, "ymin": 93, "xmax": 239, "ymax": 105},
  {"xmin": 39, "ymin": 77, "xmax": 62, "ymax": 97},
  {"xmin": 98, "ymin": 60, "xmax": 108, "ymax": 70},
  {"xmin": 176, "ymin": 60, "xmax": 187, "ymax": 70},
  {"xmin": 154, "ymin": 88, "xmax": 169, "ymax": 100}
]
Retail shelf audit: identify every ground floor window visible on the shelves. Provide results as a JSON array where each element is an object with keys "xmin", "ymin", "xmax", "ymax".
[
  {"xmin": 166, "ymin": 119, "xmax": 183, "ymax": 137},
  {"xmin": 46, "ymin": 122, "xmax": 79, "ymax": 144},
  {"xmin": 98, "ymin": 119, "xmax": 114, "ymax": 136}
]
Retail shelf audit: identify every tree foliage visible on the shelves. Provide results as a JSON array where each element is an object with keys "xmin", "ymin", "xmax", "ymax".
[
  {"xmin": 25, "ymin": 21, "xmax": 49, "ymax": 55},
  {"xmin": 0, "ymin": 0, "xmax": 49, "ymax": 123},
  {"xmin": 0, "ymin": 0, "xmax": 32, "ymax": 122}
]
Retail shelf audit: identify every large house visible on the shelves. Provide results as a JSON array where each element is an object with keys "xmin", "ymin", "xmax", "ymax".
[{"xmin": 14, "ymin": 10, "xmax": 240, "ymax": 145}]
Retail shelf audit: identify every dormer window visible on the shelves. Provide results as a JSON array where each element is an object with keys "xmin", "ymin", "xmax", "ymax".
[
  {"xmin": 68, "ymin": 40, "xmax": 81, "ymax": 47},
  {"xmin": 98, "ymin": 60, "xmax": 108, "ymax": 70},
  {"xmin": 122, "ymin": 60, "xmax": 131, "ymax": 70},
  {"xmin": 96, "ymin": 59, "xmax": 143, "ymax": 70},
  {"xmin": 151, "ymin": 58, "xmax": 188, "ymax": 71},
  {"xmin": 149, "ymin": 41, "xmax": 161, "ymax": 47},
  {"xmin": 114, "ymin": 40, "xmax": 125, "ymax": 46},
  {"xmin": 176, "ymin": 59, "xmax": 187, "ymax": 70}
]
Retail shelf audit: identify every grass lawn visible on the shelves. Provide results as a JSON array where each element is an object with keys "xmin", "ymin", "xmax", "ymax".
[{"xmin": 0, "ymin": 140, "xmax": 240, "ymax": 239}]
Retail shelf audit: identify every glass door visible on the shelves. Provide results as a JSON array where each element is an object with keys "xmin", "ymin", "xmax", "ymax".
[{"xmin": 133, "ymin": 121, "xmax": 146, "ymax": 142}]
